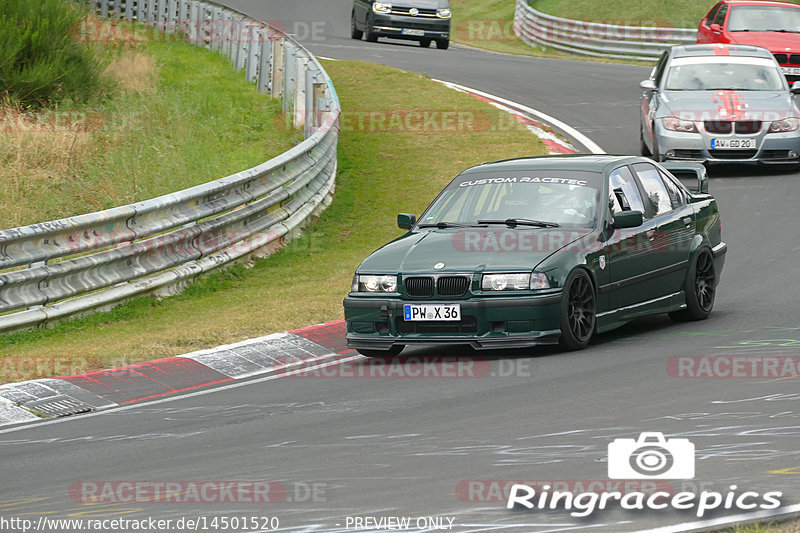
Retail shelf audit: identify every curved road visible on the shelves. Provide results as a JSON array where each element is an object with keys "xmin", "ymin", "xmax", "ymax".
[{"xmin": 1, "ymin": 2, "xmax": 799, "ymax": 532}]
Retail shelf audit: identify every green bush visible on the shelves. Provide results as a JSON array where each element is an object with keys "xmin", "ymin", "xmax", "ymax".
[{"xmin": 0, "ymin": 0, "xmax": 101, "ymax": 107}]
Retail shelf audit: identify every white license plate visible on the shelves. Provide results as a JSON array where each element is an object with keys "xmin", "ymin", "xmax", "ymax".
[
  {"xmin": 403, "ymin": 304, "xmax": 461, "ymax": 321},
  {"xmin": 782, "ymin": 67, "xmax": 800, "ymax": 76},
  {"xmin": 402, "ymin": 28, "xmax": 425, "ymax": 36},
  {"xmin": 710, "ymin": 138, "xmax": 756, "ymax": 149}
]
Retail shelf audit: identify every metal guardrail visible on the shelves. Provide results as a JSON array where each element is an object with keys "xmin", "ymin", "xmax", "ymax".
[
  {"xmin": 0, "ymin": 0, "xmax": 341, "ymax": 333},
  {"xmin": 514, "ymin": 0, "xmax": 698, "ymax": 62}
]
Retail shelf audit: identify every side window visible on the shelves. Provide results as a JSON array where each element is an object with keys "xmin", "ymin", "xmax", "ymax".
[
  {"xmin": 633, "ymin": 163, "xmax": 673, "ymax": 216},
  {"xmin": 712, "ymin": 3, "xmax": 728, "ymax": 26},
  {"xmin": 705, "ymin": 3, "xmax": 722, "ymax": 26},
  {"xmin": 609, "ymin": 166, "xmax": 645, "ymax": 215},
  {"xmin": 658, "ymin": 170, "xmax": 685, "ymax": 208}
]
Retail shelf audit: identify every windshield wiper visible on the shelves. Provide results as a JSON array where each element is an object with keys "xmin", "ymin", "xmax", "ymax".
[
  {"xmin": 763, "ymin": 29, "xmax": 800, "ymax": 33},
  {"xmin": 477, "ymin": 218, "xmax": 560, "ymax": 228},
  {"xmin": 418, "ymin": 222, "xmax": 480, "ymax": 229}
]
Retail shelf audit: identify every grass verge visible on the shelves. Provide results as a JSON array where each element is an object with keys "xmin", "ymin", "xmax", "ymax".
[
  {"xmin": 0, "ymin": 17, "xmax": 301, "ymax": 229},
  {"xmin": 0, "ymin": 59, "xmax": 547, "ymax": 382},
  {"xmin": 716, "ymin": 520, "xmax": 800, "ymax": 533}
]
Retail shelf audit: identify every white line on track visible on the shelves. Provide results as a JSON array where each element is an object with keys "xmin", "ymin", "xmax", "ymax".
[{"xmin": 432, "ymin": 79, "xmax": 606, "ymax": 155}]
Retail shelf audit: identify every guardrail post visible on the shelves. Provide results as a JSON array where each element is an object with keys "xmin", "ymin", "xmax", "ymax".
[
  {"xmin": 293, "ymin": 56, "xmax": 307, "ymax": 129},
  {"xmin": 166, "ymin": 0, "xmax": 177, "ymax": 33},
  {"xmin": 100, "ymin": 0, "xmax": 109, "ymax": 18},
  {"xmin": 257, "ymin": 29, "xmax": 273, "ymax": 93},
  {"xmin": 304, "ymin": 67, "xmax": 317, "ymax": 137},
  {"xmin": 145, "ymin": 0, "xmax": 155, "ymax": 28},
  {"xmin": 136, "ymin": 0, "xmax": 145, "ymax": 22},
  {"xmin": 283, "ymin": 40, "xmax": 297, "ymax": 114},
  {"xmin": 246, "ymin": 24, "xmax": 259, "ymax": 82},
  {"xmin": 125, "ymin": 0, "xmax": 134, "ymax": 22},
  {"xmin": 271, "ymin": 36, "xmax": 284, "ymax": 99},
  {"xmin": 234, "ymin": 19, "xmax": 247, "ymax": 71},
  {"xmin": 221, "ymin": 12, "xmax": 232, "ymax": 59}
]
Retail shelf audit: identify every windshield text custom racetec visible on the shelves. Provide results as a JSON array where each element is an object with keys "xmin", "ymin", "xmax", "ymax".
[{"xmin": 418, "ymin": 170, "xmax": 602, "ymax": 228}]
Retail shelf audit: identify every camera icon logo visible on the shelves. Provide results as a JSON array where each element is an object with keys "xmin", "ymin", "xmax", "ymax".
[{"xmin": 608, "ymin": 432, "xmax": 695, "ymax": 479}]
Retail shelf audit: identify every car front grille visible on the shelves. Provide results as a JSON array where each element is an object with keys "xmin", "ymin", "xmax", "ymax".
[
  {"xmin": 791, "ymin": 54, "xmax": 800, "ymax": 65},
  {"xmin": 437, "ymin": 276, "xmax": 470, "ymax": 297},
  {"xmin": 378, "ymin": 19, "xmax": 449, "ymax": 31},
  {"xmin": 390, "ymin": 6, "xmax": 438, "ymax": 17},
  {"xmin": 396, "ymin": 315, "xmax": 478, "ymax": 334},
  {"xmin": 404, "ymin": 276, "xmax": 434, "ymax": 297},
  {"xmin": 703, "ymin": 121, "xmax": 761, "ymax": 134},
  {"xmin": 775, "ymin": 53, "xmax": 789, "ymax": 64},
  {"xmin": 709, "ymin": 149, "xmax": 757, "ymax": 159}
]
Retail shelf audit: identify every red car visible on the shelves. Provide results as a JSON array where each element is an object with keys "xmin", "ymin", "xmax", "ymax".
[{"xmin": 698, "ymin": 0, "xmax": 800, "ymax": 83}]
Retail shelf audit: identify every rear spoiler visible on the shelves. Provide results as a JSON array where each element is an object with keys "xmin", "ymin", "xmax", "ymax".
[{"xmin": 659, "ymin": 161, "xmax": 709, "ymax": 194}]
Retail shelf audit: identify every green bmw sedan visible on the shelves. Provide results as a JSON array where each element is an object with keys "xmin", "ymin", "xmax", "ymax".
[{"xmin": 343, "ymin": 155, "xmax": 727, "ymax": 355}]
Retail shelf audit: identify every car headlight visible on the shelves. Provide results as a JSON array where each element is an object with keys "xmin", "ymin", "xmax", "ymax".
[
  {"xmin": 373, "ymin": 2, "xmax": 391, "ymax": 14},
  {"xmin": 768, "ymin": 117, "xmax": 799, "ymax": 133},
  {"xmin": 436, "ymin": 8, "xmax": 451, "ymax": 18},
  {"xmin": 481, "ymin": 273, "xmax": 550, "ymax": 291},
  {"xmin": 353, "ymin": 274, "xmax": 398, "ymax": 293},
  {"xmin": 662, "ymin": 117, "xmax": 698, "ymax": 133}
]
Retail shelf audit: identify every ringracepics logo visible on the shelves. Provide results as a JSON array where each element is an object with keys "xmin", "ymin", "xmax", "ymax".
[
  {"xmin": 507, "ymin": 432, "xmax": 783, "ymax": 518},
  {"xmin": 608, "ymin": 432, "xmax": 693, "ymax": 479}
]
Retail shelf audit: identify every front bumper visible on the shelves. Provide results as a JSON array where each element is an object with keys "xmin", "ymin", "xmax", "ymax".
[
  {"xmin": 343, "ymin": 292, "xmax": 562, "ymax": 351},
  {"xmin": 371, "ymin": 13, "xmax": 450, "ymax": 40},
  {"xmin": 654, "ymin": 123, "xmax": 800, "ymax": 164}
]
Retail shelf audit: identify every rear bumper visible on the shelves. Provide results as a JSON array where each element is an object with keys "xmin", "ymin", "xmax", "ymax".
[{"xmin": 343, "ymin": 292, "xmax": 562, "ymax": 351}]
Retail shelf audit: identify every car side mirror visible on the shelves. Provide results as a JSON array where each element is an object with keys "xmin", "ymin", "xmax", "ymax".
[
  {"xmin": 397, "ymin": 213, "xmax": 416, "ymax": 230},
  {"xmin": 639, "ymin": 79, "xmax": 657, "ymax": 91},
  {"xmin": 613, "ymin": 210, "xmax": 644, "ymax": 229},
  {"xmin": 791, "ymin": 83, "xmax": 800, "ymax": 95},
  {"xmin": 710, "ymin": 23, "xmax": 723, "ymax": 33}
]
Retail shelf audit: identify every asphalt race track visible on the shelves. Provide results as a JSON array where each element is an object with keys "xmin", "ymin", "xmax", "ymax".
[{"xmin": 1, "ymin": 1, "xmax": 799, "ymax": 531}]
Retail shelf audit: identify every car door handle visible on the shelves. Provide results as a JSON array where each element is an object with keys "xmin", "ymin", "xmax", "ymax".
[
  {"xmin": 683, "ymin": 217, "xmax": 693, "ymax": 227},
  {"xmin": 646, "ymin": 230, "xmax": 656, "ymax": 241}
]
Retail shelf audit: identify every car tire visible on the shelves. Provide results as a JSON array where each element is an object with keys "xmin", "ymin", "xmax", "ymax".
[
  {"xmin": 558, "ymin": 269, "xmax": 596, "ymax": 351},
  {"xmin": 365, "ymin": 18, "xmax": 378, "ymax": 42},
  {"xmin": 351, "ymin": 11, "xmax": 363, "ymax": 40},
  {"xmin": 420, "ymin": 38, "xmax": 432, "ymax": 48},
  {"xmin": 640, "ymin": 126, "xmax": 651, "ymax": 156},
  {"xmin": 669, "ymin": 248, "xmax": 716, "ymax": 322},
  {"xmin": 436, "ymin": 38, "xmax": 449, "ymax": 50},
  {"xmin": 356, "ymin": 346, "xmax": 404, "ymax": 357},
  {"xmin": 651, "ymin": 124, "xmax": 664, "ymax": 162}
]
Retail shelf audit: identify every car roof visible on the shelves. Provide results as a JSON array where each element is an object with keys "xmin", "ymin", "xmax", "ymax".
[
  {"xmin": 722, "ymin": 0, "xmax": 800, "ymax": 7},
  {"xmin": 669, "ymin": 43, "xmax": 775, "ymax": 59},
  {"xmin": 462, "ymin": 154, "xmax": 645, "ymax": 174}
]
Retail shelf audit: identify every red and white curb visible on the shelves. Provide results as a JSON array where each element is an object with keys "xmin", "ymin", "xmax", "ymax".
[
  {"xmin": 434, "ymin": 79, "xmax": 605, "ymax": 155},
  {"xmin": 0, "ymin": 319, "xmax": 349, "ymax": 427}
]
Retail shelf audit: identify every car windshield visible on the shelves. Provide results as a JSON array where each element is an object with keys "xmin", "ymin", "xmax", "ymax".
[
  {"xmin": 728, "ymin": 5, "xmax": 800, "ymax": 32},
  {"xmin": 418, "ymin": 170, "xmax": 602, "ymax": 228},
  {"xmin": 665, "ymin": 59, "xmax": 785, "ymax": 91}
]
